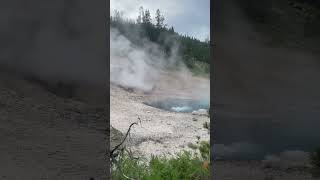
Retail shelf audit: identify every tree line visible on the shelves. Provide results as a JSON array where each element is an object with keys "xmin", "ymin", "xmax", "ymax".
[{"xmin": 110, "ymin": 7, "xmax": 210, "ymax": 71}]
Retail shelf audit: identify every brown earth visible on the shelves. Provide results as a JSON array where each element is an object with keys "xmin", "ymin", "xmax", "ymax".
[{"xmin": 0, "ymin": 70, "xmax": 107, "ymax": 180}]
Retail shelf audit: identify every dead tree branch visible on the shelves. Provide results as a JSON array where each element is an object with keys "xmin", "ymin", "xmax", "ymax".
[{"xmin": 110, "ymin": 122, "xmax": 138, "ymax": 159}]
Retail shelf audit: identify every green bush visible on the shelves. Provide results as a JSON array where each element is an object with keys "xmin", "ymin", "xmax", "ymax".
[
  {"xmin": 198, "ymin": 141, "xmax": 210, "ymax": 160},
  {"xmin": 112, "ymin": 149, "xmax": 210, "ymax": 180}
]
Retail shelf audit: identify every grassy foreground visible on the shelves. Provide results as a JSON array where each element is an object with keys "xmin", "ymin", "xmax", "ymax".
[{"xmin": 111, "ymin": 141, "xmax": 210, "ymax": 180}]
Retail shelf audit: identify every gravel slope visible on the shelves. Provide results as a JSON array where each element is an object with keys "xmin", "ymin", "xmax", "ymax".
[
  {"xmin": 0, "ymin": 70, "xmax": 107, "ymax": 180},
  {"xmin": 110, "ymin": 72, "xmax": 210, "ymax": 158}
]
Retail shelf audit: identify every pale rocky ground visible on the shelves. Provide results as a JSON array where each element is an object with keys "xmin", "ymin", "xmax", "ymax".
[
  {"xmin": 110, "ymin": 71, "xmax": 210, "ymax": 158},
  {"xmin": 110, "ymin": 85, "xmax": 210, "ymax": 158}
]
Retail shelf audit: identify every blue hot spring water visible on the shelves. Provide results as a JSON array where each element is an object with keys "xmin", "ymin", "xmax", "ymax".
[{"xmin": 145, "ymin": 98, "xmax": 209, "ymax": 113}]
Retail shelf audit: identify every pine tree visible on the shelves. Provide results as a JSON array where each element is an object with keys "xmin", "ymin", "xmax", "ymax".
[
  {"xmin": 155, "ymin": 9, "xmax": 165, "ymax": 28},
  {"xmin": 143, "ymin": 9, "xmax": 152, "ymax": 24},
  {"xmin": 169, "ymin": 27, "xmax": 175, "ymax": 33},
  {"xmin": 136, "ymin": 6, "xmax": 144, "ymax": 24},
  {"xmin": 113, "ymin": 10, "xmax": 123, "ymax": 22},
  {"xmin": 110, "ymin": 8, "xmax": 210, "ymax": 66}
]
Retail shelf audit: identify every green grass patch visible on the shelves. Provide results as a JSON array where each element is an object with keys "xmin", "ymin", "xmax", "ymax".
[{"xmin": 112, "ymin": 143, "xmax": 210, "ymax": 180}]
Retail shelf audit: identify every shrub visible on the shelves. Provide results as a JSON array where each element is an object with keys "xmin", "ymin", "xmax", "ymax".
[
  {"xmin": 111, "ymin": 150, "xmax": 148, "ymax": 179},
  {"xmin": 198, "ymin": 141, "xmax": 210, "ymax": 160},
  {"xmin": 112, "ymin": 149, "xmax": 210, "ymax": 180}
]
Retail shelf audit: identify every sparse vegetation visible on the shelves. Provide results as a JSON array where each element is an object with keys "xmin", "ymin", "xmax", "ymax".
[
  {"xmin": 111, "ymin": 148, "xmax": 210, "ymax": 180},
  {"xmin": 111, "ymin": 122, "xmax": 210, "ymax": 180}
]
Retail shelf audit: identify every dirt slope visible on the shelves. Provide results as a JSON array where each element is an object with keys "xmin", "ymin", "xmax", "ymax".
[{"xmin": 0, "ymin": 70, "xmax": 107, "ymax": 180}]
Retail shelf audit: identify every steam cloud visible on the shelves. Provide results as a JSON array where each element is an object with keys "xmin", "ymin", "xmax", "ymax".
[
  {"xmin": 110, "ymin": 27, "xmax": 160, "ymax": 91},
  {"xmin": 110, "ymin": 26, "xmax": 209, "ymax": 101}
]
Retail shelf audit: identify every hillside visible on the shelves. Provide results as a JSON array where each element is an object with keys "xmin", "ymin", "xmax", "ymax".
[{"xmin": 110, "ymin": 8, "xmax": 210, "ymax": 75}]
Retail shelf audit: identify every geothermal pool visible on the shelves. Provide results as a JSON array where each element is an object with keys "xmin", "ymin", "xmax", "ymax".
[{"xmin": 144, "ymin": 98, "xmax": 209, "ymax": 113}]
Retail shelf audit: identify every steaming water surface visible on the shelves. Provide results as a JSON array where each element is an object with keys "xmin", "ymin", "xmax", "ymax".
[
  {"xmin": 171, "ymin": 106, "xmax": 193, "ymax": 112},
  {"xmin": 145, "ymin": 98, "xmax": 209, "ymax": 113}
]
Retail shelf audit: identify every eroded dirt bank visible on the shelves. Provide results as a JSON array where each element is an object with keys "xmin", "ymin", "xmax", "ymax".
[{"xmin": 0, "ymin": 70, "xmax": 107, "ymax": 180}]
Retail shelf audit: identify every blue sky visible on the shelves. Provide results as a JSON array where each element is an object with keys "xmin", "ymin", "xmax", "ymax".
[{"xmin": 110, "ymin": 0, "xmax": 210, "ymax": 41}]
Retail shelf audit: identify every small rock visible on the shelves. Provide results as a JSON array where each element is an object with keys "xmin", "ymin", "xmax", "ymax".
[
  {"xmin": 192, "ymin": 109, "xmax": 208, "ymax": 116},
  {"xmin": 192, "ymin": 117, "xmax": 198, "ymax": 121}
]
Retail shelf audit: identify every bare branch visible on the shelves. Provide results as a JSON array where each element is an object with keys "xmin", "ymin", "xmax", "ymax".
[{"xmin": 110, "ymin": 122, "xmax": 138, "ymax": 158}]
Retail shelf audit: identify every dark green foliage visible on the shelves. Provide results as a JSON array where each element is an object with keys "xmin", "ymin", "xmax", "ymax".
[
  {"xmin": 155, "ymin": 9, "xmax": 165, "ymax": 28},
  {"xmin": 143, "ymin": 9, "xmax": 152, "ymax": 25},
  {"xmin": 110, "ymin": 7, "xmax": 210, "ymax": 75},
  {"xmin": 198, "ymin": 141, "xmax": 210, "ymax": 160},
  {"xmin": 111, "ymin": 134, "xmax": 210, "ymax": 180},
  {"xmin": 112, "ymin": 150, "xmax": 210, "ymax": 180}
]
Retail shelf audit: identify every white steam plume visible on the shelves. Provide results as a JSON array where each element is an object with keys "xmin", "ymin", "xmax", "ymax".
[
  {"xmin": 110, "ymin": 28, "xmax": 159, "ymax": 91},
  {"xmin": 110, "ymin": 26, "xmax": 210, "ymax": 103},
  {"xmin": 110, "ymin": 26, "xmax": 193, "ymax": 91}
]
